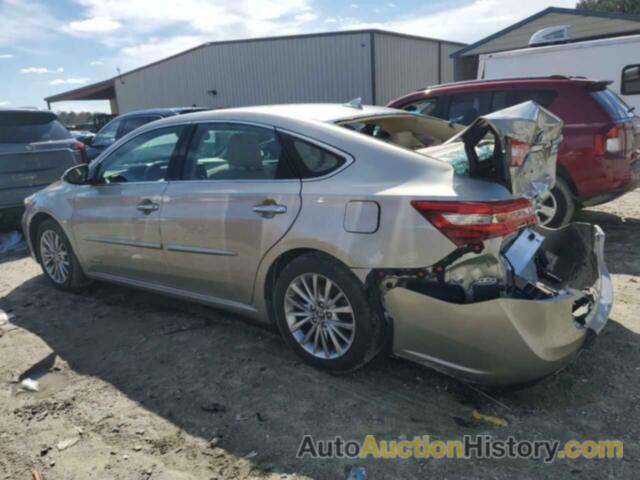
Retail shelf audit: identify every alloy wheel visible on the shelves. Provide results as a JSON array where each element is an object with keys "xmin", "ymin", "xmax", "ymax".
[
  {"xmin": 535, "ymin": 190, "xmax": 558, "ymax": 226},
  {"xmin": 284, "ymin": 273, "xmax": 356, "ymax": 360},
  {"xmin": 40, "ymin": 229, "xmax": 70, "ymax": 284}
]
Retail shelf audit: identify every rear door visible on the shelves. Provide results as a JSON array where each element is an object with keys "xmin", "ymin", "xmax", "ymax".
[
  {"xmin": 71, "ymin": 125, "xmax": 187, "ymax": 282},
  {"xmin": 0, "ymin": 111, "xmax": 78, "ymax": 210},
  {"xmin": 160, "ymin": 122, "xmax": 301, "ymax": 305}
]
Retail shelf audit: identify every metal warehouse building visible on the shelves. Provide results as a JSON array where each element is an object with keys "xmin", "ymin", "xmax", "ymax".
[
  {"xmin": 46, "ymin": 30, "xmax": 464, "ymax": 114},
  {"xmin": 451, "ymin": 7, "xmax": 640, "ymax": 80}
]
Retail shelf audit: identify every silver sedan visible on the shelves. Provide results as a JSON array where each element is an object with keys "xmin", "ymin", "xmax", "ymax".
[{"xmin": 22, "ymin": 102, "xmax": 613, "ymax": 386}]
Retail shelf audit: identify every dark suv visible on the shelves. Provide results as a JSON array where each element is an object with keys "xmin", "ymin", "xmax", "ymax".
[
  {"xmin": 388, "ymin": 77, "xmax": 640, "ymax": 226},
  {"xmin": 0, "ymin": 110, "xmax": 85, "ymax": 225},
  {"xmin": 86, "ymin": 107, "xmax": 207, "ymax": 160}
]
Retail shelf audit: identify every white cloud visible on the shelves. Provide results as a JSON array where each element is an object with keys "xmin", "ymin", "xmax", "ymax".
[
  {"xmin": 89, "ymin": 60, "xmax": 104, "ymax": 66},
  {"xmin": 67, "ymin": 16, "xmax": 121, "ymax": 34},
  {"xmin": 56, "ymin": 67, "xmax": 64, "ymax": 73},
  {"xmin": 120, "ymin": 35, "xmax": 208, "ymax": 64},
  {"xmin": 388, "ymin": 2, "xmax": 397, "ymax": 7},
  {"xmin": 49, "ymin": 77, "xmax": 90, "ymax": 86},
  {"xmin": 0, "ymin": 100, "xmax": 11, "ymax": 106},
  {"xmin": 294, "ymin": 12, "xmax": 317, "ymax": 22},
  {"xmin": 0, "ymin": 53, "xmax": 13, "ymax": 59},
  {"xmin": 21, "ymin": 67, "xmax": 49, "ymax": 74},
  {"xmin": 350, "ymin": 3, "xmax": 358, "ymax": 8},
  {"xmin": 0, "ymin": 0, "xmax": 56, "ymax": 47}
]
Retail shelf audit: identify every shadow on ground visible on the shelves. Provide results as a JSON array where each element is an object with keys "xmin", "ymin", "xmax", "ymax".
[{"xmin": 1, "ymin": 207, "xmax": 638, "ymax": 478}]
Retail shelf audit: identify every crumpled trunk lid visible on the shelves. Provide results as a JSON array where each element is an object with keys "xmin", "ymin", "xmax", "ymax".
[{"xmin": 422, "ymin": 101, "xmax": 563, "ymax": 199}]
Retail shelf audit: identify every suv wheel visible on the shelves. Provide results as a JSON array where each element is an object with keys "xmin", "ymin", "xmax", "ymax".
[
  {"xmin": 273, "ymin": 253, "xmax": 382, "ymax": 372},
  {"xmin": 536, "ymin": 177, "xmax": 575, "ymax": 228}
]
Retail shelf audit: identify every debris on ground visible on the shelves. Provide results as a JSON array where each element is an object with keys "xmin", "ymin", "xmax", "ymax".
[
  {"xmin": 56, "ymin": 436, "xmax": 80, "ymax": 451},
  {"xmin": 20, "ymin": 378, "xmax": 40, "ymax": 392},
  {"xmin": 31, "ymin": 467, "xmax": 44, "ymax": 480},
  {"xmin": 347, "ymin": 466, "xmax": 367, "ymax": 480},
  {"xmin": 0, "ymin": 231, "xmax": 26, "ymax": 254},
  {"xmin": 471, "ymin": 410, "xmax": 509, "ymax": 427}
]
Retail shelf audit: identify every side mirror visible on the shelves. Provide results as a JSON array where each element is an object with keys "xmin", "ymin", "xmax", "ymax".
[{"xmin": 62, "ymin": 164, "xmax": 89, "ymax": 185}]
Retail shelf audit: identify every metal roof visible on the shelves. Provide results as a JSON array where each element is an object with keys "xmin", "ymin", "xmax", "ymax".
[
  {"xmin": 451, "ymin": 7, "xmax": 640, "ymax": 58},
  {"xmin": 44, "ymin": 78, "xmax": 115, "ymax": 103}
]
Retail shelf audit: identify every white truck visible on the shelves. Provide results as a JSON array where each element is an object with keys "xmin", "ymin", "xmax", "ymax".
[{"xmin": 478, "ymin": 33, "xmax": 640, "ymax": 112}]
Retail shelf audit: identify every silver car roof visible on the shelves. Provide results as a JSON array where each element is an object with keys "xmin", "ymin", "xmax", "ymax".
[{"xmin": 172, "ymin": 103, "xmax": 403, "ymax": 125}]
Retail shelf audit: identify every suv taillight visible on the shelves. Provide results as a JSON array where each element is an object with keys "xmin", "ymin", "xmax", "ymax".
[
  {"xmin": 411, "ymin": 198, "xmax": 537, "ymax": 246},
  {"xmin": 594, "ymin": 125, "xmax": 623, "ymax": 155},
  {"xmin": 71, "ymin": 142, "xmax": 89, "ymax": 163}
]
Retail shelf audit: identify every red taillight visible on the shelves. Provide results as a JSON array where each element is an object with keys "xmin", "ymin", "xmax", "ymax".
[
  {"xmin": 411, "ymin": 198, "xmax": 537, "ymax": 246},
  {"xmin": 594, "ymin": 125, "xmax": 622, "ymax": 155},
  {"xmin": 507, "ymin": 137, "xmax": 530, "ymax": 167},
  {"xmin": 71, "ymin": 142, "xmax": 89, "ymax": 163}
]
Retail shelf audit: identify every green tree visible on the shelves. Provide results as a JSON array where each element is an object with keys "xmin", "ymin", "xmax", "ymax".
[{"xmin": 576, "ymin": 0, "xmax": 640, "ymax": 15}]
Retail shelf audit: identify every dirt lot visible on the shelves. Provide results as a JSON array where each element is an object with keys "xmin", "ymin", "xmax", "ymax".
[{"xmin": 1, "ymin": 191, "xmax": 639, "ymax": 480}]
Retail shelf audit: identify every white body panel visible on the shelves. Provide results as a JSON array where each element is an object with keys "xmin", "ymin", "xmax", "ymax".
[{"xmin": 478, "ymin": 34, "xmax": 640, "ymax": 111}]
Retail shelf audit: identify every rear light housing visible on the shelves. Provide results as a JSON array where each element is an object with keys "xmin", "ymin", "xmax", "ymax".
[
  {"xmin": 506, "ymin": 137, "xmax": 530, "ymax": 166},
  {"xmin": 71, "ymin": 142, "xmax": 89, "ymax": 163},
  {"xmin": 411, "ymin": 198, "xmax": 537, "ymax": 246},
  {"xmin": 594, "ymin": 125, "xmax": 623, "ymax": 155}
]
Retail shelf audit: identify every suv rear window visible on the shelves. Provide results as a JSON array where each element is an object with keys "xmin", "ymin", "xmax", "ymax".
[
  {"xmin": 0, "ymin": 112, "xmax": 71, "ymax": 143},
  {"xmin": 590, "ymin": 88, "xmax": 633, "ymax": 121}
]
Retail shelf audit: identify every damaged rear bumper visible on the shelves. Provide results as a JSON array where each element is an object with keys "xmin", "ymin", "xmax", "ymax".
[{"xmin": 382, "ymin": 223, "xmax": 613, "ymax": 386}]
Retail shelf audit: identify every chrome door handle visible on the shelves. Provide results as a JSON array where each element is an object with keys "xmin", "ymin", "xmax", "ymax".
[
  {"xmin": 252, "ymin": 203, "xmax": 287, "ymax": 218},
  {"xmin": 136, "ymin": 201, "xmax": 159, "ymax": 214}
]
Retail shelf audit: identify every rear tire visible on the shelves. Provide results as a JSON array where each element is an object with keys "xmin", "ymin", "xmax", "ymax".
[
  {"xmin": 36, "ymin": 219, "xmax": 88, "ymax": 291},
  {"xmin": 273, "ymin": 252, "xmax": 382, "ymax": 372},
  {"xmin": 537, "ymin": 177, "xmax": 575, "ymax": 228}
]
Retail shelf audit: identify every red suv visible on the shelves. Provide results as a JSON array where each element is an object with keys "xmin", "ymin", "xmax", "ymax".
[{"xmin": 388, "ymin": 77, "xmax": 640, "ymax": 227}]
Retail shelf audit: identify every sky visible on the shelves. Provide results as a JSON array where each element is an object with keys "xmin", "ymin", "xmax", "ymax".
[{"xmin": 0, "ymin": 0, "xmax": 578, "ymax": 113}]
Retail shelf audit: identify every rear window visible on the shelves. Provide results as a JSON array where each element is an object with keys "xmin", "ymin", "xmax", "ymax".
[
  {"xmin": 0, "ymin": 112, "xmax": 71, "ymax": 143},
  {"xmin": 621, "ymin": 65, "xmax": 640, "ymax": 95},
  {"xmin": 590, "ymin": 88, "xmax": 633, "ymax": 121}
]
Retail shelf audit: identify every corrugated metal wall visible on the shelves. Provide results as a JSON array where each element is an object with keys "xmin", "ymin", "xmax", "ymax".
[
  {"xmin": 115, "ymin": 32, "xmax": 374, "ymax": 113},
  {"xmin": 372, "ymin": 33, "xmax": 462, "ymax": 104}
]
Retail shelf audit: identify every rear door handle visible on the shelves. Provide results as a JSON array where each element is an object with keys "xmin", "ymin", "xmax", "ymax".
[
  {"xmin": 136, "ymin": 200, "xmax": 159, "ymax": 214},
  {"xmin": 252, "ymin": 203, "xmax": 287, "ymax": 218}
]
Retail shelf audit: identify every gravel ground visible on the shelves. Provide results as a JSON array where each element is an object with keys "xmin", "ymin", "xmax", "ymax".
[{"xmin": 1, "ymin": 191, "xmax": 639, "ymax": 479}]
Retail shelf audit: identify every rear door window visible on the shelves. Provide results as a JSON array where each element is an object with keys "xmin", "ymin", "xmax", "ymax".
[
  {"xmin": 621, "ymin": 65, "xmax": 640, "ymax": 95},
  {"xmin": 0, "ymin": 112, "xmax": 71, "ymax": 143},
  {"xmin": 447, "ymin": 92, "xmax": 491, "ymax": 125},
  {"xmin": 513, "ymin": 90, "xmax": 557, "ymax": 109},
  {"xmin": 182, "ymin": 123, "xmax": 296, "ymax": 181},
  {"xmin": 590, "ymin": 88, "xmax": 633, "ymax": 121}
]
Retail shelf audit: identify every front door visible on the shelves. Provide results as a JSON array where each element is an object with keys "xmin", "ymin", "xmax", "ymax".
[
  {"xmin": 160, "ymin": 122, "xmax": 301, "ymax": 305},
  {"xmin": 71, "ymin": 125, "xmax": 186, "ymax": 282}
]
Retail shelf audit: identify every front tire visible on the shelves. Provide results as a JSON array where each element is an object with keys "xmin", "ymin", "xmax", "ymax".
[
  {"xmin": 36, "ymin": 219, "xmax": 88, "ymax": 291},
  {"xmin": 273, "ymin": 253, "xmax": 382, "ymax": 372}
]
